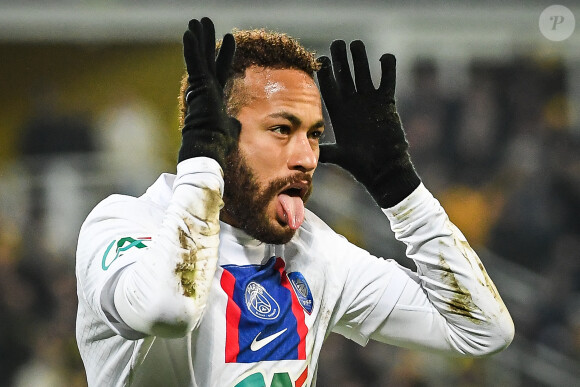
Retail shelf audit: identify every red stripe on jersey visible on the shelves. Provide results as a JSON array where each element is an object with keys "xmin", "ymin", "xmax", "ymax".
[
  {"xmin": 220, "ymin": 269, "xmax": 240, "ymax": 363},
  {"xmin": 296, "ymin": 367, "xmax": 308, "ymax": 387},
  {"xmin": 276, "ymin": 258, "xmax": 307, "ymax": 360}
]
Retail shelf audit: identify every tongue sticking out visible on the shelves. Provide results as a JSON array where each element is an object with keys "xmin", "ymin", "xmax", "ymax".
[{"xmin": 278, "ymin": 193, "xmax": 305, "ymax": 230}]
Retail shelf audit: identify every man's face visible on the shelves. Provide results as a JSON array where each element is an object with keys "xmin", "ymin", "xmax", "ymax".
[{"xmin": 222, "ymin": 66, "xmax": 324, "ymax": 244}]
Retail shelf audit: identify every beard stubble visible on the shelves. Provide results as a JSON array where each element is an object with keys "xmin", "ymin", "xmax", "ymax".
[{"xmin": 221, "ymin": 148, "xmax": 312, "ymax": 244}]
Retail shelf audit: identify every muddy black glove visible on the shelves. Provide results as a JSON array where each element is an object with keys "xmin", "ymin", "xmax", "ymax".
[
  {"xmin": 178, "ymin": 17, "xmax": 240, "ymax": 167},
  {"xmin": 316, "ymin": 40, "xmax": 420, "ymax": 208}
]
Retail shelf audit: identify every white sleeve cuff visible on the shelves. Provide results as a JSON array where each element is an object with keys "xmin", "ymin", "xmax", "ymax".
[
  {"xmin": 382, "ymin": 183, "xmax": 433, "ymax": 220},
  {"xmin": 174, "ymin": 157, "xmax": 224, "ymax": 196}
]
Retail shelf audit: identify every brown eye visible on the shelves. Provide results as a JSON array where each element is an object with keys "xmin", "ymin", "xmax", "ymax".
[
  {"xmin": 271, "ymin": 125, "xmax": 291, "ymax": 135},
  {"xmin": 309, "ymin": 130, "xmax": 324, "ymax": 141}
]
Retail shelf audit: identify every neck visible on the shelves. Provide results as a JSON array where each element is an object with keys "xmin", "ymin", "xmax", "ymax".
[{"xmin": 220, "ymin": 208, "xmax": 240, "ymax": 228}]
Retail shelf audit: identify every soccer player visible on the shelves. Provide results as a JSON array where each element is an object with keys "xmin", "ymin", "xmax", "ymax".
[{"xmin": 76, "ymin": 17, "xmax": 514, "ymax": 386}]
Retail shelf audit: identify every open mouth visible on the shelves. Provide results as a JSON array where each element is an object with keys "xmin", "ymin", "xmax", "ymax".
[
  {"xmin": 276, "ymin": 181, "xmax": 310, "ymax": 230},
  {"xmin": 279, "ymin": 182, "xmax": 309, "ymax": 200}
]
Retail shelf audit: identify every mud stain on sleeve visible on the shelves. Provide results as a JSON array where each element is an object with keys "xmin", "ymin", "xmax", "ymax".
[
  {"xmin": 175, "ymin": 227, "xmax": 199, "ymax": 298},
  {"xmin": 451, "ymin": 236, "xmax": 505, "ymax": 312},
  {"xmin": 393, "ymin": 204, "xmax": 414, "ymax": 223},
  {"xmin": 173, "ymin": 185, "xmax": 222, "ymax": 299},
  {"xmin": 438, "ymin": 253, "xmax": 484, "ymax": 324}
]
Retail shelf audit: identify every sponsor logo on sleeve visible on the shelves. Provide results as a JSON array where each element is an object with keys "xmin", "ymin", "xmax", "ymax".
[{"xmin": 101, "ymin": 237, "xmax": 150, "ymax": 270}]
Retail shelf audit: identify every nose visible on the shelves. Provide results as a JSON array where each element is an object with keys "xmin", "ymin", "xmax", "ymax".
[{"xmin": 287, "ymin": 134, "xmax": 318, "ymax": 172}]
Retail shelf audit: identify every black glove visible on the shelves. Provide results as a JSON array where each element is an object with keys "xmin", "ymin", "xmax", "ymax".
[
  {"xmin": 316, "ymin": 40, "xmax": 420, "ymax": 208},
  {"xmin": 178, "ymin": 17, "xmax": 240, "ymax": 167}
]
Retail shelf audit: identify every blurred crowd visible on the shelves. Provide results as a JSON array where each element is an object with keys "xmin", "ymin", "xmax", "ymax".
[
  {"xmin": 398, "ymin": 55, "xmax": 580, "ymax": 367},
  {"xmin": 0, "ymin": 51, "xmax": 579, "ymax": 386},
  {"xmin": 0, "ymin": 90, "xmax": 168, "ymax": 386},
  {"xmin": 314, "ymin": 54, "xmax": 580, "ymax": 386}
]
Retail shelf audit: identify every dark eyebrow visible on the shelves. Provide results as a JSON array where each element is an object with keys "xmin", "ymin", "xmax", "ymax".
[
  {"xmin": 268, "ymin": 111, "xmax": 325, "ymax": 130},
  {"xmin": 268, "ymin": 112, "xmax": 302, "ymax": 127}
]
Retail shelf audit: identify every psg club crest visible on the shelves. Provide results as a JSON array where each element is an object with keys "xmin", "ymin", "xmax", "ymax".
[
  {"xmin": 288, "ymin": 272, "xmax": 313, "ymax": 314},
  {"xmin": 245, "ymin": 281, "xmax": 280, "ymax": 320}
]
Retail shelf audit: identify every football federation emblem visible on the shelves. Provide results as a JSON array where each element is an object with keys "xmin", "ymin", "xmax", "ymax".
[
  {"xmin": 245, "ymin": 281, "xmax": 280, "ymax": 320},
  {"xmin": 288, "ymin": 272, "xmax": 313, "ymax": 314}
]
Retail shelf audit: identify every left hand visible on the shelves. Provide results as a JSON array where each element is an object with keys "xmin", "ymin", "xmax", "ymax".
[{"xmin": 316, "ymin": 40, "xmax": 420, "ymax": 208}]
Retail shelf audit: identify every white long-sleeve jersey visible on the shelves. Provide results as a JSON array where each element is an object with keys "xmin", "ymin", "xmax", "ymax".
[{"xmin": 75, "ymin": 157, "xmax": 513, "ymax": 387}]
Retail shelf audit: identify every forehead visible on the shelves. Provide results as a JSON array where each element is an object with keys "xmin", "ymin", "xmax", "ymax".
[{"xmin": 240, "ymin": 66, "xmax": 321, "ymax": 104}]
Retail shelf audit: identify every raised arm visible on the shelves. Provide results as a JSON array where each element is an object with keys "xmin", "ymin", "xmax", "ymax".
[
  {"xmin": 89, "ymin": 17, "xmax": 239, "ymax": 338},
  {"xmin": 316, "ymin": 40, "xmax": 513, "ymax": 356}
]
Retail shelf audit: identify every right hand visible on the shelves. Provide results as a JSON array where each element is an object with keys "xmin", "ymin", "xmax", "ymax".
[{"xmin": 178, "ymin": 17, "xmax": 240, "ymax": 167}]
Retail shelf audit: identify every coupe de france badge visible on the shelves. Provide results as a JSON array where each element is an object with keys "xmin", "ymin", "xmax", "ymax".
[{"xmin": 288, "ymin": 272, "xmax": 313, "ymax": 314}]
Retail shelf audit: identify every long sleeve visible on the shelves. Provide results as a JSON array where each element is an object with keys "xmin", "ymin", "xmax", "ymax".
[
  {"xmin": 76, "ymin": 157, "xmax": 224, "ymax": 339},
  {"xmin": 112, "ymin": 157, "xmax": 223, "ymax": 338},
  {"xmin": 372, "ymin": 183, "xmax": 514, "ymax": 356}
]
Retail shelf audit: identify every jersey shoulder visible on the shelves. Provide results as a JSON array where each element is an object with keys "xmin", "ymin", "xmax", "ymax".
[
  {"xmin": 81, "ymin": 173, "xmax": 173, "ymax": 232},
  {"xmin": 301, "ymin": 208, "xmax": 349, "ymax": 244},
  {"xmin": 295, "ymin": 208, "xmax": 358, "ymax": 265},
  {"xmin": 302, "ymin": 208, "xmax": 335, "ymax": 234},
  {"xmin": 82, "ymin": 193, "xmax": 154, "ymax": 228}
]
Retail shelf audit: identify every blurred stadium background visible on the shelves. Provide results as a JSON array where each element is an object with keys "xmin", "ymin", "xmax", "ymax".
[{"xmin": 1, "ymin": 1, "xmax": 579, "ymax": 386}]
